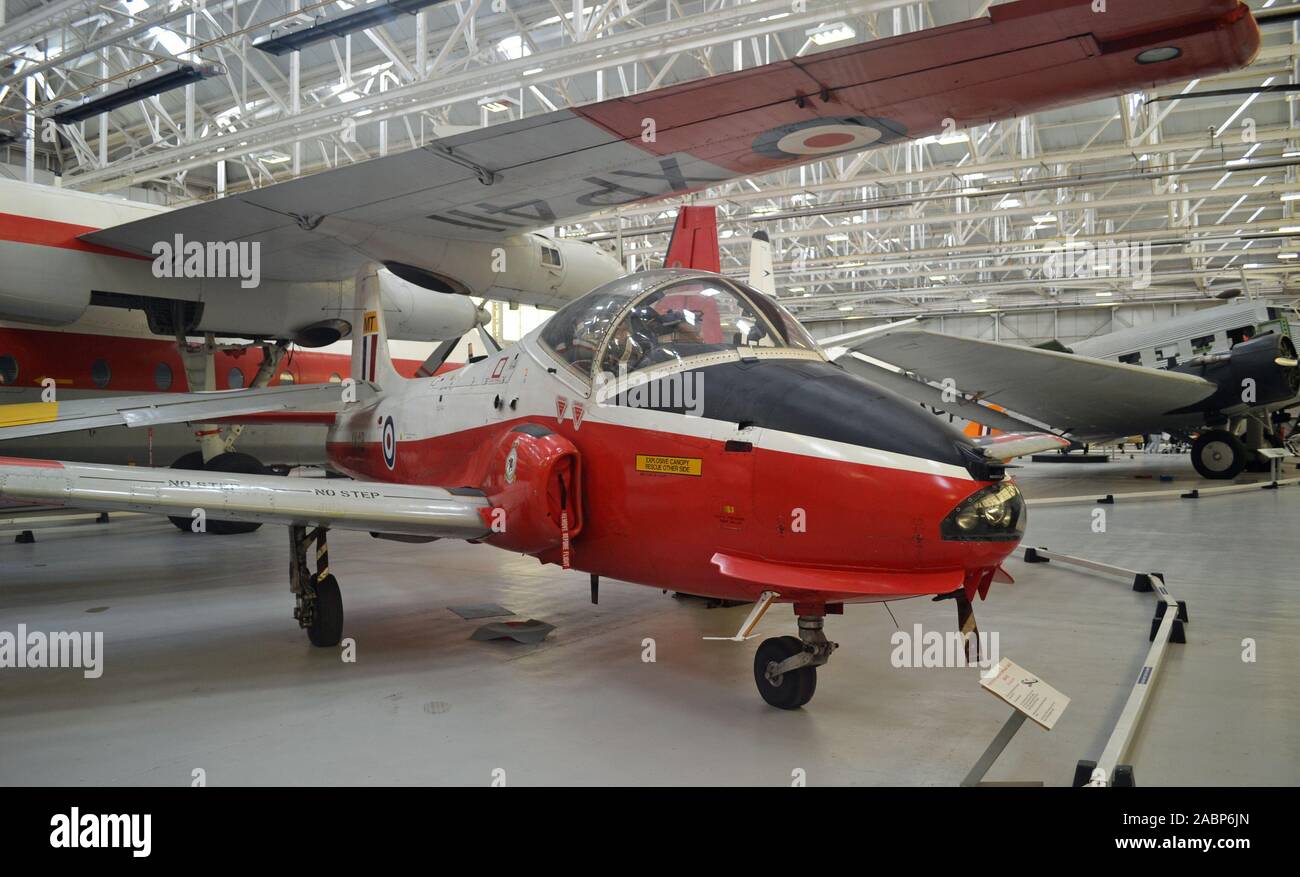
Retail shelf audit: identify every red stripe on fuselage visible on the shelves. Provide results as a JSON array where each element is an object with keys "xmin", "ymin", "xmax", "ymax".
[
  {"xmin": 326, "ymin": 415, "xmax": 1017, "ymax": 604},
  {"xmin": 0, "ymin": 213, "xmax": 150, "ymax": 260},
  {"xmin": 0, "ymin": 326, "xmax": 443, "ymax": 392},
  {"xmin": 0, "ymin": 456, "xmax": 64, "ymax": 468}
]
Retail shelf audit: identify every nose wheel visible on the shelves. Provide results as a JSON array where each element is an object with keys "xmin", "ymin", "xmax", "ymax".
[
  {"xmin": 753, "ymin": 616, "xmax": 837, "ymax": 710},
  {"xmin": 754, "ymin": 636, "xmax": 817, "ymax": 709}
]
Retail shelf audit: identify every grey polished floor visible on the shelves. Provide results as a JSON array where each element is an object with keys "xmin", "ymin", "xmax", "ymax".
[{"xmin": 1, "ymin": 452, "xmax": 1297, "ymax": 786}]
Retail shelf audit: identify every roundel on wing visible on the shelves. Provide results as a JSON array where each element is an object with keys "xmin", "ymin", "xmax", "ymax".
[
  {"xmin": 382, "ymin": 416, "xmax": 397, "ymax": 470},
  {"xmin": 752, "ymin": 116, "xmax": 906, "ymax": 160}
]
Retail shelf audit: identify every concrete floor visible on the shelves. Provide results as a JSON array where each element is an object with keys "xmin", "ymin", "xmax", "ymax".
[{"xmin": 1, "ymin": 452, "xmax": 1297, "ymax": 786}]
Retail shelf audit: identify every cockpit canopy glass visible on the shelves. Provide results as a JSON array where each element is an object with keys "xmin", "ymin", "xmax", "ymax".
[{"xmin": 540, "ymin": 270, "xmax": 816, "ymax": 383}]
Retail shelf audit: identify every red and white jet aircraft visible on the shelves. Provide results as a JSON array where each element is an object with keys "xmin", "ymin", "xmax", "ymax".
[{"xmin": 1, "ymin": 265, "xmax": 1066, "ymax": 707}]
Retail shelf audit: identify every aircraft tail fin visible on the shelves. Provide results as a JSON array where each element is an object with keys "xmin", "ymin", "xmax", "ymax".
[
  {"xmin": 351, "ymin": 267, "xmax": 403, "ymax": 387},
  {"xmin": 664, "ymin": 205, "xmax": 720, "ymax": 272},
  {"xmin": 748, "ymin": 229, "xmax": 776, "ymax": 296}
]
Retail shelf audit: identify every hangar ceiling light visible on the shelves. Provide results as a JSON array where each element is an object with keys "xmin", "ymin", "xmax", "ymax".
[
  {"xmin": 254, "ymin": 0, "xmax": 451, "ymax": 56},
  {"xmin": 47, "ymin": 63, "xmax": 225, "ymax": 125},
  {"xmin": 807, "ymin": 23, "xmax": 855, "ymax": 46}
]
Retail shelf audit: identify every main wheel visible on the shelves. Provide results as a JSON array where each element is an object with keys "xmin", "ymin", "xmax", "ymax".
[
  {"xmin": 166, "ymin": 451, "xmax": 265, "ymax": 534},
  {"xmin": 753, "ymin": 636, "xmax": 816, "ymax": 710},
  {"xmin": 167, "ymin": 452, "xmax": 206, "ymax": 533},
  {"xmin": 1191, "ymin": 429, "xmax": 1247, "ymax": 480},
  {"xmin": 307, "ymin": 574, "xmax": 344, "ymax": 647}
]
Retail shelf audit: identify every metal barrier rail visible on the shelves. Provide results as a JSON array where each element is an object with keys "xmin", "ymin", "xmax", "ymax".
[
  {"xmin": 0, "ymin": 508, "xmax": 145, "ymax": 542},
  {"xmin": 1025, "ymin": 476, "xmax": 1298, "ymax": 507},
  {"xmin": 1023, "ymin": 546, "xmax": 1188, "ymax": 788}
]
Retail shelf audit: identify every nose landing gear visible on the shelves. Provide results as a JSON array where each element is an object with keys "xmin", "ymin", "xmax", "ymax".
[{"xmin": 754, "ymin": 615, "xmax": 838, "ymax": 710}]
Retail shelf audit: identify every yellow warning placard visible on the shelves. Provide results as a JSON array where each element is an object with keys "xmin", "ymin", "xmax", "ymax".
[
  {"xmin": 363, "ymin": 311, "xmax": 379, "ymax": 334},
  {"xmin": 0, "ymin": 402, "xmax": 59, "ymax": 428},
  {"xmin": 636, "ymin": 454, "xmax": 702, "ymax": 476}
]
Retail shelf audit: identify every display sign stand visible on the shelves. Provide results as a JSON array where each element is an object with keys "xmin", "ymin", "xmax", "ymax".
[
  {"xmin": 961, "ymin": 657, "xmax": 1069, "ymax": 787},
  {"xmin": 1257, "ymin": 446, "xmax": 1288, "ymax": 489},
  {"xmin": 961, "ymin": 711, "xmax": 1030, "ymax": 787}
]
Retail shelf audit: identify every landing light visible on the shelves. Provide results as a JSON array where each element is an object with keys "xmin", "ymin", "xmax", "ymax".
[
  {"xmin": 1136, "ymin": 47, "xmax": 1181, "ymax": 65},
  {"xmin": 942, "ymin": 483, "xmax": 1025, "ymax": 542}
]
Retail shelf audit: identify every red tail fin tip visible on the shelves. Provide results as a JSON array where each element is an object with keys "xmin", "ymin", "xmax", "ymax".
[{"xmin": 663, "ymin": 205, "xmax": 721, "ymax": 273}]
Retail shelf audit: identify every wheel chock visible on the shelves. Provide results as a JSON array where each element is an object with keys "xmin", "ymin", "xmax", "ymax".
[{"xmin": 1024, "ymin": 547, "xmax": 1050, "ymax": 563}]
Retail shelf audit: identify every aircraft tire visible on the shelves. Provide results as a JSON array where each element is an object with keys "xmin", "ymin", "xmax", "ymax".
[
  {"xmin": 1191, "ymin": 430, "xmax": 1247, "ymax": 480},
  {"xmin": 166, "ymin": 451, "xmax": 265, "ymax": 534},
  {"xmin": 307, "ymin": 574, "xmax": 344, "ymax": 647},
  {"xmin": 167, "ymin": 452, "xmax": 207, "ymax": 533},
  {"xmin": 200, "ymin": 452, "xmax": 266, "ymax": 535},
  {"xmin": 754, "ymin": 636, "xmax": 817, "ymax": 710}
]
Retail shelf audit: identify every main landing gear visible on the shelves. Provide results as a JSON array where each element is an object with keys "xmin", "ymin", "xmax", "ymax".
[
  {"xmin": 289, "ymin": 524, "xmax": 344, "ymax": 647},
  {"xmin": 753, "ymin": 614, "xmax": 838, "ymax": 710},
  {"xmin": 168, "ymin": 331, "xmax": 289, "ymax": 534},
  {"xmin": 1190, "ymin": 415, "xmax": 1285, "ymax": 480}
]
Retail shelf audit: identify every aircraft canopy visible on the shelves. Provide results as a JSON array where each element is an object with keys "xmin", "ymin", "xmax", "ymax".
[{"xmin": 540, "ymin": 269, "xmax": 817, "ymax": 384}]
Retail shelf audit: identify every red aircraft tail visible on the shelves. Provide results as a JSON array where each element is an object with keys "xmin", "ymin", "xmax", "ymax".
[{"xmin": 663, "ymin": 205, "xmax": 720, "ymax": 273}]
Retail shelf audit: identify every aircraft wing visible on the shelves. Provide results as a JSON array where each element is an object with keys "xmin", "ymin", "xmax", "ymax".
[
  {"xmin": 0, "ymin": 457, "xmax": 490, "ymax": 539},
  {"xmin": 833, "ymin": 350, "xmax": 1053, "ymax": 435},
  {"xmin": 81, "ymin": 0, "xmax": 1257, "ymax": 286},
  {"xmin": 0, "ymin": 382, "xmax": 376, "ymax": 440},
  {"xmin": 851, "ymin": 328, "xmax": 1219, "ymax": 439}
]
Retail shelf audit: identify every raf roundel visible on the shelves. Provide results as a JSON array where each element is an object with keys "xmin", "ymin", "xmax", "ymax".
[
  {"xmin": 751, "ymin": 116, "xmax": 906, "ymax": 161},
  {"xmin": 381, "ymin": 416, "xmax": 397, "ymax": 470}
]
